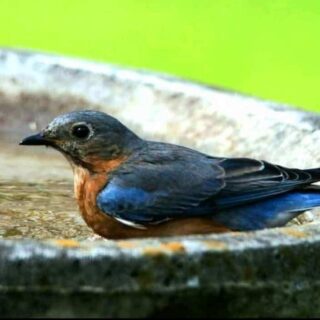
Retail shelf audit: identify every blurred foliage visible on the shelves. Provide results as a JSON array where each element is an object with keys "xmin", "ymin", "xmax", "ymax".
[{"xmin": 1, "ymin": 0, "xmax": 320, "ymax": 111}]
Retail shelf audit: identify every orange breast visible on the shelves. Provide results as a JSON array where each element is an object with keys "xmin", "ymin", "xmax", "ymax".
[{"xmin": 73, "ymin": 157, "xmax": 129, "ymax": 238}]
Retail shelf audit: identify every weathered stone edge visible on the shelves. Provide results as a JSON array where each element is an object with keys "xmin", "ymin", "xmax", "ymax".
[{"xmin": 0, "ymin": 224, "xmax": 319, "ymax": 293}]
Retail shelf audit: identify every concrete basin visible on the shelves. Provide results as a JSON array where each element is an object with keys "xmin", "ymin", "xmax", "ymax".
[{"xmin": 1, "ymin": 48, "xmax": 320, "ymax": 317}]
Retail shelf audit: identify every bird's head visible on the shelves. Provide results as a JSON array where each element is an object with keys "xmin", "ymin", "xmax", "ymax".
[{"xmin": 20, "ymin": 110, "xmax": 142, "ymax": 170}]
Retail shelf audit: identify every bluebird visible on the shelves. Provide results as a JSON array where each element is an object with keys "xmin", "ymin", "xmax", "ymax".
[{"xmin": 20, "ymin": 110, "xmax": 320, "ymax": 239}]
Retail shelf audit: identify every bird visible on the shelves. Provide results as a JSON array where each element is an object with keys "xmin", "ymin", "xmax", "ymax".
[{"xmin": 20, "ymin": 110, "xmax": 320, "ymax": 239}]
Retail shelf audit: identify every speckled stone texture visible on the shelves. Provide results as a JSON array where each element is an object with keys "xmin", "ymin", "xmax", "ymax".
[{"xmin": 1, "ymin": 48, "xmax": 320, "ymax": 317}]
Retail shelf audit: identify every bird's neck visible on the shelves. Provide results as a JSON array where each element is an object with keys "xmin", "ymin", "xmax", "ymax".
[{"xmin": 82, "ymin": 155, "xmax": 128, "ymax": 174}]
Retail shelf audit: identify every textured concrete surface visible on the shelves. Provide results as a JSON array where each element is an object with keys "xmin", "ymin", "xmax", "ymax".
[
  {"xmin": 1, "ymin": 48, "xmax": 320, "ymax": 317},
  {"xmin": 1, "ymin": 225, "xmax": 320, "ymax": 317}
]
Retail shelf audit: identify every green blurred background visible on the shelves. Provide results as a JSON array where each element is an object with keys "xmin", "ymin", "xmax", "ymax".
[{"xmin": 1, "ymin": 0, "xmax": 320, "ymax": 111}]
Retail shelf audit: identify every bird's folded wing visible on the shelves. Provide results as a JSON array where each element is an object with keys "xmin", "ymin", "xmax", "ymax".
[
  {"xmin": 96, "ymin": 157, "xmax": 316, "ymax": 225},
  {"xmin": 215, "ymin": 158, "xmax": 314, "ymax": 208}
]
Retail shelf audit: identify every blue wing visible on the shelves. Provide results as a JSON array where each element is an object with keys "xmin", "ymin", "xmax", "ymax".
[
  {"xmin": 96, "ymin": 142, "xmax": 320, "ymax": 228},
  {"xmin": 96, "ymin": 161, "xmax": 225, "ymax": 224},
  {"xmin": 97, "ymin": 182, "xmax": 168, "ymax": 225}
]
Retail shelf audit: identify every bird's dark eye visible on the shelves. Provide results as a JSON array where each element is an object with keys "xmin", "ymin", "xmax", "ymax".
[{"xmin": 71, "ymin": 124, "xmax": 90, "ymax": 139}]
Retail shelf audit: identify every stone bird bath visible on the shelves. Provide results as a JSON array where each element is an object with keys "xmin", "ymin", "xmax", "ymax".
[{"xmin": 1, "ymin": 48, "xmax": 320, "ymax": 317}]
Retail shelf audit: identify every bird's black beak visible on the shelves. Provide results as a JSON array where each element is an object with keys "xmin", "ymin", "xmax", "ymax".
[{"xmin": 19, "ymin": 132, "xmax": 50, "ymax": 146}]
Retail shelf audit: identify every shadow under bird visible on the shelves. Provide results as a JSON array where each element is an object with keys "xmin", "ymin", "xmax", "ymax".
[{"xmin": 20, "ymin": 110, "xmax": 320, "ymax": 239}]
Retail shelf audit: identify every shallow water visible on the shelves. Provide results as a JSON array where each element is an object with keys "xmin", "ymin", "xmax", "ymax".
[
  {"xmin": 0, "ymin": 140, "xmax": 93, "ymax": 240},
  {"xmin": 0, "ymin": 180, "xmax": 92, "ymax": 239}
]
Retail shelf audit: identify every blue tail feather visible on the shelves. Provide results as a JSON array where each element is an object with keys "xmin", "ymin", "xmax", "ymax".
[{"xmin": 213, "ymin": 191, "xmax": 320, "ymax": 231}]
